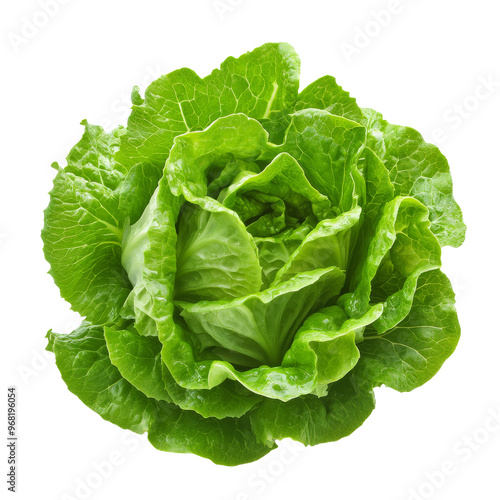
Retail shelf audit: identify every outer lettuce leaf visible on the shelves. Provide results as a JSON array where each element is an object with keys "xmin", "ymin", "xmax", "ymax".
[
  {"xmin": 49, "ymin": 325, "xmax": 157, "ymax": 433},
  {"xmin": 213, "ymin": 42, "xmax": 300, "ymax": 142},
  {"xmin": 49, "ymin": 325, "xmax": 274, "ymax": 465},
  {"xmin": 104, "ymin": 327, "xmax": 172, "ymax": 401},
  {"xmin": 116, "ymin": 42, "xmax": 300, "ymax": 174},
  {"xmin": 42, "ymin": 122, "xmax": 131, "ymax": 324},
  {"xmin": 250, "ymin": 372, "xmax": 376, "ymax": 447},
  {"xmin": 356, "ymin": 269, "xmax": 460, "ymax": 391},
  {"xmin": 147, "ymin": 402, "xmax": 274, "ymax": 466},
  {"xmin": 294, "ymin": 75, "xmax": 363, "ymax": 123},
  {"xmin": 64, "ymin": 120, "xmax": 127, "ymax": 189},
  {"xmin": 361, "ymin": 108, "xmax": 466, "ymax": 247}
]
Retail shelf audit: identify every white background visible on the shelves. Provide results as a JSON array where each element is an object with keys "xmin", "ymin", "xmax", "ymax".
[{"xmin": 2, "ymin": 1, "xmax": 499, "ymax": 499}]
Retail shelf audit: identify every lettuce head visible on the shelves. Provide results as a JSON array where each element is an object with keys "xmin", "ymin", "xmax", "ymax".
[{"xmin": 43, "ymin": 43, "xmax": 465, "ymax": 465}]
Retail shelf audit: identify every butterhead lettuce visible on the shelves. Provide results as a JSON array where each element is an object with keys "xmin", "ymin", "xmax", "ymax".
[{"xmin": 43, "ymin": 43, "xmax": 465, "ymax": 465}]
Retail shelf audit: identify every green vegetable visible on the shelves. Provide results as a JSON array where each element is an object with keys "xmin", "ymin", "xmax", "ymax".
[{"xmin": 43, "ymin": 43, "xmax": 465, "ymax": 465}]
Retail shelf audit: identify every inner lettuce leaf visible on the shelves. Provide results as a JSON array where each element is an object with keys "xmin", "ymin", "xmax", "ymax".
[
  {"xmin": 43, "ymin": 42, "xmax": 465, "ymax": 466},
  {"xmin": 220, "ymin": 152, "xmax": 332, "ymax": 232},
  {"xmin": 174, "ymin": 204, "xmax": 262, "ymax": 301},
  {"xmin": 340, "ymin": 196, "xmax": 442, "ymax": 333}
]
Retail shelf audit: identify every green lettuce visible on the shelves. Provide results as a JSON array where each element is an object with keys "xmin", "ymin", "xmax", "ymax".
[{"xmin": 43, "ymin": 43, "xmax": 465, "ymax": 465}]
